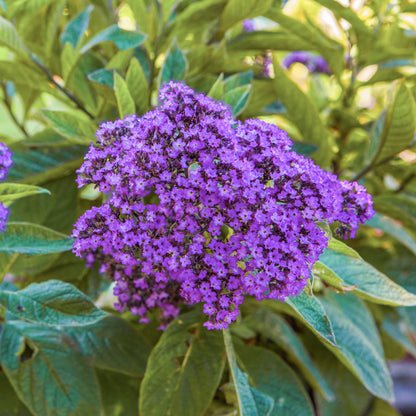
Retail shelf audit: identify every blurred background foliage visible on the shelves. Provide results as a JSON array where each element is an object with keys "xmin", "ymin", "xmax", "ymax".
[{"xmin": 1, "ymin": 0, "xmax": 416, "ymax": 415}]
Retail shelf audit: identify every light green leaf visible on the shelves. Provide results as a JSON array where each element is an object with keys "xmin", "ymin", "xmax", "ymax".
[
  {"xmin": 365, "ymin": 212, "xmax": 416, "ymax": 256},
  {"xmin": 320, "ymin": 293, "xmax": 393, "ymax": 401},
  {"xmin": 7, "ymin": 0, "xmax": 55, "ymax": 18},
  {"xmin": 326, "ymin": 238, "xmax": 361, "ymax": 259},
  {"xmin": 223, "ymin": 329, "xmax": 274, "ymax": 416},
  {"xmin": 0, "ymin": 16, "xmax": 28, "ymax": 57},
  {"xmin": 235, "ymin": 342, "xmax": 315, "ymax": 416},
  {"xmin": 223, "ymin": 85, "xmax": 251, "ymax": 116},
  {"xmin": 220, "ymin": 0, "xmax": 273, "ymax": 32},
  {"xmin": 159, "ymin": 39, "xmax": 188, "ymax": 85},
  {"xmin": 0, "ymin": 222, "xmax": 74, "ymax": 255},
  {"xmin": 126, "ymin": 0, "xmax": 148, "ymax": 33},
  {"xmin": 224, "ymin": 70, "xmax": 253, "ymax": 92},
  {"xmin": 208, "ymin": 73, "xmax": 225, "ymax": 100},
  {"xmin": 61, "ymin": 5, "xmax": 94, "ymax": 48},
  {"xmin": 272, "ymin": 55, "xmax": 329, "ymax": 166},
  {"xmin": 87, "ymin": 68, "xmax": 115, "ymax": 88},
  {"xmin": 126, "ymin": 58, "xmax": 149, "ymax": 114},
  {"xmin": 245, "ymin": 309, "xmax": 334, "ymax": 401},
  {"xmin": 42, "ymin": 110, "xmax": 96, "ymax": 141},
  {"xmin": 140, "ymin": 311, "xmax": 225, "ymax": 416},
  {"xmin": 80, "ymin": 25, "xmax": 146, "ymax": 54},
  {"xmin": 161, "ymin": 0, "xmax": 182, "ymax": 24},
  {"xmin": 368, "ymin": 80, "xmax": 416, "ymax": 163},
  {"xmin": 114, "ymin": 73, "xmax": 136, "ymax": 118},
  {"xmin": 0, "ymin": 320, "xmax": 102, "ymax": 416},
  {"xmin": 319, "ymin": 248, "xmax": 416, "ymax": 306},
  {"xmin": 0, "ymin": 280, "xmax": 105, "ymax": 326},
  {"xmin": 0, "ymin": 183, "xmax": 50, "ymax": 205}
]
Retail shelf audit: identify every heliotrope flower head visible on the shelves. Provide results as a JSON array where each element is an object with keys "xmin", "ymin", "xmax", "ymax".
[
  {"xmin": 0, "ymin": 142, "xmax": 13, "ymax": 233},
  {"xmin": 73, "ymin": 81, "xmax": 373, "ymax": 329}
]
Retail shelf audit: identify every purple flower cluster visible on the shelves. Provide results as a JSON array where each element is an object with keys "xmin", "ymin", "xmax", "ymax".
[
  {"xmin": 73, "ymin": 81, "xmax": 373, "ymax": 329},
  {"xmin": 283, "ymin": 51, "xmax": 331, "ymax": 75},
  {"xmin": 242, "ymin": 19, "xmax": 255, "ymax": 32},
  {"xmin": 0, "ymin": 143, "xmax": 13, "ymax": 232}
]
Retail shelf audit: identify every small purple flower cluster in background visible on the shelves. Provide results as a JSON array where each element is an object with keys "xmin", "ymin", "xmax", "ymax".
[
  {"xmin": 242, "ymin": 19, "xmax": 255, "ymax": 32},
  {"xmin": 73, "ymin": 81, "xmax": 373, "ymax": 329},
  {"xmin": 0, "ymin": 143, "xmax": 13, "ymax": 232},
  {"xmin": 283, "ymin": 51, "xmax": 331, "ymax": 75}
]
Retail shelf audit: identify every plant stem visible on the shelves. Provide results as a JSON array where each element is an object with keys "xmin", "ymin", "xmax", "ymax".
[
  {"xmin": 28, "ymin": 53, "xmax": 95, "ymax": 119},
  {"xmin": 395, "ymin": 172, "xmax": 416, "ymax": 193},
  {"xmin": 1, "ymin": 83, "xmax": 29, "ymax": 138}
]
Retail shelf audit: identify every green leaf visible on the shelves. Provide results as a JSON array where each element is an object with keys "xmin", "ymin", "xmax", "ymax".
[
  {"xmin": 0, "ymin": 16, "xmax": 28, "ymax": 57},
  {"xmin": 0, "ymin": 372, "xmax": 32, "ymax": 416},
  {"xmin": 7, "ymin": 0, "xmax": 55, "ymax": 18},
  {"xmin": 87, "ymin": 68, "xmax": 115, "ymax": 88},
  {"xmin": 114, "ymin": 73, "xmax": 136, "ymax": 118},
  {"xmin": 208, "ymin": 73, "xmax": 225, "ymax": 100},
  {"xmin": 276, "ymin": 292, "xmax": 337, "ymax": 346},
  {"xmin": 159, "ymin": 39, "xmax": 188, "ymax": 85},
  {"xmin": 97, "ymin": 369, "xmax": 140, "ymax": 416},
  {"xmin": 0, "ymin": 280, "xmax": 105, "ymax": 326},
  {"xmin": 245, "ymin": 309, "xmax": 335, "ymax": 401},
  {"xmin": 235, "ymin": 342, "xmax": 315, "ymax": 416},
  {"xmin": 0, "ymin": 183, "xmax": 50, "ymax": 205},
  {"xmin": 320, "ymin": 293, "xmax": 393, "ymax": 401},
  {"xmin": 272, "ymin": 55, "xmax": 329, "ymax": 166},
  {"xmin": 382, "ymin": 316, "xmax": 416, "ymax": 359},
  {"xmin": 42, "ymin": 110, "xmax": 96, "ymax": 141},
  {"xmin": 139, "ymin": 311, "xmax": 225, "ymax": 416},
  {"xmin": 224, "ymin": 71, "xmax": 253, "ymax": 92},
  {"xmin": 126, "ymin": 58, "xmax": 149, "ymax": 114},
  {"xmin": 219, "ymin": 0, "xmax": 273, "ymax": 32},
  {"xmin": 223, "ymin": 329, "xmax": 274, "ymax": 416},
  {"xmin": 367, "ymin": 400, "xmax": 400, "ymax": 416},
  {"xmin": 368, "ymin": 80, "xmax": 416, "ymax": 163},
  {"xmin": 66, "ymin": 315, "xmax": 150, "ymax": 376},
  {"xmin": 61, "ymin": 5, "xmax": 94, "ymax": 48},
  {"xmin": 0, "ymin": 320, "xmax": 102, "ymax": 416},
  {"xmin": 365, "ymin": 212, "xmax": 416, "ymax": 256},
  {"xmin": 80, "ymin": 25, "xmax": 146, "ymax": 54},
  {"xmin": 319, "ymin": 248, "xmax": 416, "ymax": 306},
  {"xmin": 223, "ymin": 85, "xmax": 252, "ymax": 117},
  {"xmin": 291, "ymin": 141, "xmax": 318, "ymax": 156},
  {"xmin": 0, "ymin": 222, "xmax": 74, "ymax": 255},
  {"xmin": 126, "ymin": 0, "xmax": 148, "ymax": 33}
]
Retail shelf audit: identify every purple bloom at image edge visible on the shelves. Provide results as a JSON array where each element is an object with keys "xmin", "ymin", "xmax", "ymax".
[{"xmin": 72, "ymin": 80, "xmax": 373, "ymax": 330}]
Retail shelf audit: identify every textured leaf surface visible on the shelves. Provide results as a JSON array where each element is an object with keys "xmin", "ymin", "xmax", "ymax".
[
  {"xmin": 319, "ymin": 248, "xmax": 416, "ymax": 306},
  {"xmin": 0, "ymin": 320, "xmax": 102, "ymax": 416},
  {"xmin": 320, "ymin": 293, "xmax": 394, "ymax": 401},
  {"xmin": 236, "ymin": 343, "xmax": 314, "ymax": 416},
  {"xmin": 126, "ymin": 58, "xmax": 149, "ymax": 114},
  {"xmin": 114, "ymin": 73, "xmax": 136, "ymax": 118},
  {"xmin": 223, "ymin": 85, "xmax": 251, "ymax": 117},
  {"xmin": 0, "ymin": 280, "xmax": 105, "ymax": 326},
  {"xmin": 245, "ymin": 309, "xmax": 334, "ymax": 400},
  {"xmin": 140, "ymin": 312, "xmax": 225, "ymax": 416}
]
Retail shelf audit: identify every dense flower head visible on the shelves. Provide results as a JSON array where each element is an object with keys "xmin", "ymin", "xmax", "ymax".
[
  {"xmin": 283, "ymin": 51, "xmax": 331, "ymax": 75},
  {"xmin": 73, "ymin": 81, "xmax": 373, "ymax": 329},
  {"xmin": 0, "ymin": 142, "xmax": 12, "ymax": 233}
]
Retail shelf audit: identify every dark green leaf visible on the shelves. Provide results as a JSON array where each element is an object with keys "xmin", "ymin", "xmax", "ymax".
[
  {"xmin": 0, "ymin": 222, "xmax": 74, "ymax": 255},
  {"xmin": 159, "ymin": 39, "xmax": 188, "ymax": 85},
  {"xmin": 0, "ymin": 280, "xmax": 105, "ymax": 326},
  {"xmin": 0, "ymin": 372, "xmax": 32, "ymax": 416},
  {"xmin": 235, "ymin": 342, "xmax": 315, "ymax": 416},
  {"xmin": 0, "ymin": 320, "xmax": 102, "ymax": 416},
  {"xmin": 80, "ymin": 25, "xmax": 146, "ymax": 54},
  {"xmin": 0, "ymin": 183, "xmax": 50, "ymax": 205},
  {"xmin": 320, "ymin": 293, "xmax": 393, "ymax": 401},
  {"xmin": 245, "ymin": 309, "xmax": 334, "ymax": 400},
  {"xmin": 291, "ymin": 141, "xmax": 318, "ymax": 156},
  {"xmin": 382, "ymin": 317, "xmax": 416, "ymax": 358},
  {"xmin": 223, "ymin": 85, "xmax": 251, "ymax": 117},
  {"xmin": 114, "ymin": 73, "xmax": 136, "ymax": 118},
  {"xmin": 66, "ymin": 315, "xmax": 150, "ymax": 376},
  {"xmin": 140, "ymin": 311, "xmax": 225, "ymax": 416},
  {"xmin": 61, "ymin": 5, "xmax": 93, "ymax": 48}
]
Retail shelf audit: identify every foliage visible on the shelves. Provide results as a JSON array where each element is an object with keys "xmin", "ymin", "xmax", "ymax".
[{"xmin": 0, "ymin": 0, "xmax": 415, "ymax": 415}]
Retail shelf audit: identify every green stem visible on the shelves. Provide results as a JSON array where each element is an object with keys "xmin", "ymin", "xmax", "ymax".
[{"xmin": 223, "ymin": 328, "xmax": 243, "ymax": 416}]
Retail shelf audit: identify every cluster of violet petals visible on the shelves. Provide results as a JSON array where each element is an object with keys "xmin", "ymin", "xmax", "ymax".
[
  {"xmin": 283, "ymin": 51, "xmax": 331, "ymax": 75},
  {"xmin": 0, "ymin": 142, "xmax": 13, "ymax": 233},
  {"xmin": 72, "ymin": 81, "xmax": 374, "ymax": 329}
]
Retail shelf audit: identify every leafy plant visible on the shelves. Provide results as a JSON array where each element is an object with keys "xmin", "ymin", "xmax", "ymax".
[{"xmin": 0, "ymin": 0, "xmax": 415, "ymax": 415}]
